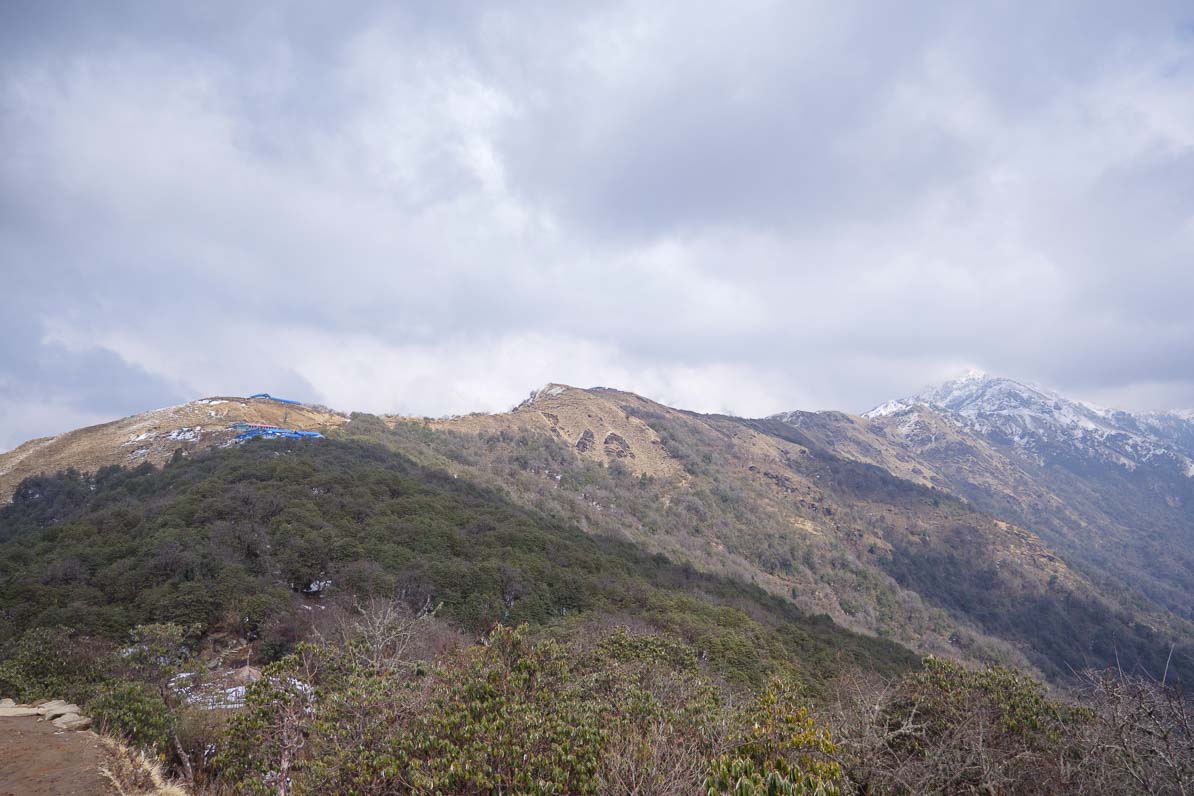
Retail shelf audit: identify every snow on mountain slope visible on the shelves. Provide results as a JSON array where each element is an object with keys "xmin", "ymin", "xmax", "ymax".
[{"xmin": 864, "ymin": 372, "xmax": 1194, "ymax": 476}]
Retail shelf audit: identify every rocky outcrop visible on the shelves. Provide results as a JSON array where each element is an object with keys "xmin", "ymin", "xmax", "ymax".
[
  {"xmin": 0, "ymin": 698, "xmax": 92, "ymax": 730},
  {"xmin": 602, "ymin": 432, "xmax": 634, "ymax": 459}
]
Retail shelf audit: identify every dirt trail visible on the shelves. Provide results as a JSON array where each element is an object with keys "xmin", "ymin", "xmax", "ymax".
[{"xmin": 0, "ymin": 716, "xmax": 114, "ymax": 795}]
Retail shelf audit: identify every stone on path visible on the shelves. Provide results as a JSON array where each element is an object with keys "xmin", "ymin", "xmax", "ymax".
[
  {"xmin": 0, "ymin": 699, "xmax": 92, "ymax": 727},
  {"xmin": 40, "ymin": 704, "xmax": 80, "ymax": 721},
  {"xmin": 0, "ymin": 707, "xmax": 40, "ymax": 718},
  {"xmin": 51, "ymin": 713, "xmax": 92, "ymax": 731}
]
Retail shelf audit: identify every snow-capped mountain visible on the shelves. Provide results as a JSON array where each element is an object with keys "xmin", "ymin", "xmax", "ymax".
[{"xmin": 865, "ymin": 371, "xmax": 1194, "ymax": 476}]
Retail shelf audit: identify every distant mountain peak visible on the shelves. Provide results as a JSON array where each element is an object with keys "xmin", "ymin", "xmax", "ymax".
[
  {"xmin": 865, "ymin": 373, "xmax": 1194, "ymax": 475},
  {"xmin": 868, "ymin": 373, "xmax": 1075, "ymax": 418}
]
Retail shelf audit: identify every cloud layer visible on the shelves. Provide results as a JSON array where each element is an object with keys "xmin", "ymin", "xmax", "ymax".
[{"xmin": 3, "ymin": 1, "xmax": 1194, "ymax": 449}]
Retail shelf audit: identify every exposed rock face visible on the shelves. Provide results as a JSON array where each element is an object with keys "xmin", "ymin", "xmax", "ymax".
[
  {"xmin": 230, "ymin": 665, "xmax": 262, "ymax": 685},
  {"xmin": 575, "ymin": 429, "xmax": 596, "ymax": 453},
  {"xmin": 41, "ymin": 702, "xmax": 81, "ymax": 721},
  {"xmin": 603, "ymin": 432, "xmax": 634, "ymax": 459},
  {"xmin": 0, "ymin": 706, "xmax": 40, "ymax": 717}
]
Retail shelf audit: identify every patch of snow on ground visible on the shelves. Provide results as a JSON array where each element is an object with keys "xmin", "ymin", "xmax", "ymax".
[
  {"xmin": 897, "ymin": 413, "xmax": 924, "ymax": 437},
  {"xmin": 524, "ymin": 384, "xmax": 570, "ymax": 405},
  {"xmin": 304, "ymin": 579, "xmax": 333, "ymax": 594},
  {"xmin": 185, "ymin": 684, "xmax": 247, "ymax": 710}
]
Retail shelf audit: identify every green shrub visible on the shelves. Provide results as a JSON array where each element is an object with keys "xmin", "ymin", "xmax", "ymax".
[
  {"xmin": 0, "ymin": 626, "xmax": 105, "ymax": 703},
  {"xmin": 399, "ymin": 625, "xmax": 606, "ymax": 794},
  {"xmin": 706, "ymin": 679, "xmax": 841, "ymax": 795},
  {"xmin": 217, "ymin": 624, "xmax": 729, "ymax": 795},
  {"xmin": 90, "ymin": 681, "xmax": 174, "ymax": 752},
  {"xmin": 890, "ymin": 656, "xmax": 1072, "ymax": 751}
]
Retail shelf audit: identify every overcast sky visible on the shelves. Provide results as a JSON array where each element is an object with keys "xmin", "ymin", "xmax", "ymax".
[{"xmin": 3, "ymin": 1, "xmax": 1194, "ymax": 450}]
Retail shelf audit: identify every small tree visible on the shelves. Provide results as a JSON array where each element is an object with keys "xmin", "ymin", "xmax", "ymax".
[
  {"xmin": 90, "ymin": 681, "xmax": 173, "ymax": 752},
  {"xmin": 216, "ymin": 645, "xmax": 323, "ymax": 796},
  {"xmin": 400, "ymin": 624, "xmax": 607, "ymax": 794},
  {"xmin": 115, "ymin": 623, "xmax": 204, "ymax": 784}
]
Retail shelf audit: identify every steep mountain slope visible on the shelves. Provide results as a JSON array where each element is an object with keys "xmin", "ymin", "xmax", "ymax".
[
  {"xmin": 427, "ymin": 383, "xmax": 684, "ymax": 480},
  {"xmin": 387, "ymin": 386, "xmax": 1019, "ymax": 654},
  {"xmin": 866, "ymin": 370, "xmax": 1194, "ymax": 475},
  {"xmin": 2, "ymin": 381, "xmax": 1191, "ymax": 684},
  {"xmin": 854, "ymin": 373, "xmax": 1194, "ymax": 624},
  {"xmin": 356, "ymin": 385, "xmax": 1193, "ymax": 681},
  {"xmin": 0, "ymin": 396, "xmax": 347, "ymax": 503}
]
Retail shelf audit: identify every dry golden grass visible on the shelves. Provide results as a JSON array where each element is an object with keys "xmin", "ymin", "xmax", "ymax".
[
  {"xmin": 98, "ymin": 736, "xmax": 189, "ymax": 796},
  {"xmin": 424, "ymin": 384, "xmax": 685, "ymax": 480}
]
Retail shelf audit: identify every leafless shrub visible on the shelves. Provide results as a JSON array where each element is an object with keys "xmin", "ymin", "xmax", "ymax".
[
  {"xmin": 1069, "ymin": 669, "xmax": 1194, "ymax": 795},
  {"xmin": 821, "ymin": 662, "xmax": 1194, "ymax": 796},
  {"xmin": 822, "ymin": 663, "xmax": 1080, "ymax": 794},
  {"xmin": 317, "ymin": 595, "xmax": 441, "ymax": 675},
  {"xmin": 598, "ymin": 713, "xmax": 710, "ymax": 796},
  {"xmin": 597, "ymin": 662, "xmax": 733, "ymax": 796}
]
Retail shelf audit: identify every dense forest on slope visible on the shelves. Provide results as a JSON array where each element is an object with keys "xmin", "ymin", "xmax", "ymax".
[{"xmin": 0, "ymin": 436, "xmax": 915, "ymax": 688}]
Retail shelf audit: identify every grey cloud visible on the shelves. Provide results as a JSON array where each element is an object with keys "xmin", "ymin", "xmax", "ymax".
[
  {"xmin": 0, "ymin": 314, "xmax": 189, "ymax": 449},
  {"xmin": 2, "ymin": 1, "xmax": 1194, "ymax": 446}
]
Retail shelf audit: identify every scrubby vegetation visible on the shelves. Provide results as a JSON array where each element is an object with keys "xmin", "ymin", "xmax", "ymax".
[
  {"xmin": 3, "ymin": 430, "xmax": 1191, "ymax": 794},
  {"xmin": 344, "ymin": 408, "xmax": 1194, "ymax": 685},
  {"xmin": 0, "ymin": 438, "xmax": 913, "ymax": 687},
  {"xmin": 5, "ymin": 609, "xmax": 1190, "ymax": 794},
  {"xmin": 201, "ymin": 617, "xmax": 1194, "ymax": 794}
]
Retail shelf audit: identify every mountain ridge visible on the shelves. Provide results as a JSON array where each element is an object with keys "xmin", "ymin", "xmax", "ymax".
[
  {"xmin": 2, "ymin": 376, "xmax": 1193, "ymax": 683},
  {"xmin": 861, "ymin": 372, "xmax": 1194, "ymax": 476}
]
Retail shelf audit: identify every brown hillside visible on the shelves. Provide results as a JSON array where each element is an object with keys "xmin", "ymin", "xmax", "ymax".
[
  {"xmin": 376, "ymin": 385, "xmax": 1113, "ymax": 673},
  {"xmin": 418, "ymin": 384, "xmax": 684, "ymax": 480},
  {"xmin": 0, "ymin": 396, "xmax": 347, "ymax": 502}
]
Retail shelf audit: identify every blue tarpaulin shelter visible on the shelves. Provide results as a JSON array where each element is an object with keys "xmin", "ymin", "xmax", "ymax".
[
  {"xmin": 229, "ymin": 422, "xmax": 323, "ymax": 442},
  {"xmin": 249, "ymin": 393, "xmax": 303, "ymax": 405}
]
